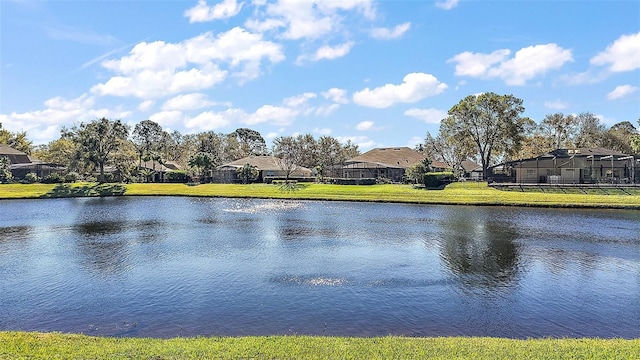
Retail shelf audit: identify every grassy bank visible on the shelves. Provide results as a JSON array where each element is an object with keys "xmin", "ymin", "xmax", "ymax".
[
  {"xmin": 1, "ymin": 182, "xmax": 640, "ymax": 209},
  {"xmin": 1, "ymin": 332, "xmax": 638, "ymax": 359}
]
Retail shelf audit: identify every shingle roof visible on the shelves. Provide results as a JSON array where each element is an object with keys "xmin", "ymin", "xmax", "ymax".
[
  {"xmin": 219, "ymin": 155, "xmax": 311, "ymax": 172},
  {"xmin": 549, "ymin": 147, "xmax": 628, "ymax": 157},
  {"xmin": 344, "ymin": 147, "xmax": 426, "ymax": 169},
  {"xmin": 0, "ymin": 144, "xmax": 31, "ymax": 164}
]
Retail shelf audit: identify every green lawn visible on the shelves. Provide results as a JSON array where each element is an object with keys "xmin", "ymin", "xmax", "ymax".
[
  {"xmin": 1, "ymin": 182, "xmax": 640, "ymax": 209},
  {"xmin": 1, "ymin": 332, "xmax": 638, "ymax": 360}
]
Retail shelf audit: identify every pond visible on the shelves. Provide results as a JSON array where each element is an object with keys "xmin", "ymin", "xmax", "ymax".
[{"xmin": 0, "ymin": 197, "xmax": 638, "ymax": 338}]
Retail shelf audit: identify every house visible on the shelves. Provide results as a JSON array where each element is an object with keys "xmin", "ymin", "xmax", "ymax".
[
  {"xmin": 342, "ymin": 147, "xmax": 426, "ymax": 183},
  {"xmin": 214, "ymin": 155, "xmax": 313, "ymax": 183},
  {"xmin": 490, "ymin": 147, "xmax": 639, "ymax": 184},
  {"xmin": 0, "ymin": 144, "xmax": 30, "ymax": 164},
  {"xmin": 138, "ymin": 160, "xmax": 183, "ymax": 182},
  {"xmin": 1, "ymin": 144, "xmax": 65, "ymax": 180},
  {"xmin": 461, "ymin": 160, "xmax": 483, "ymax": 180}
]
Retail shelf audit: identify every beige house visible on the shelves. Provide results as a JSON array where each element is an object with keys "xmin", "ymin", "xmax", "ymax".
[
  {"xmin": 342, "ymin": 147, "xmax": 426, "ymax": 183},
  {"xmin": 214, "ymin": 155, "xmax": 313, "ymax": 183},
  {"xmin": 491, "ymin": 147, "xmax": 639, "ymax": 184}
]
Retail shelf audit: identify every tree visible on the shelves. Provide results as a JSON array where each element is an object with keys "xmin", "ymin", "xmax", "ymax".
[
  {"xmin": 406, "ymin": 158, "xmax": 432, "ymax": 184},
  {"xmin": 232, "ymin": 128, "xmax": 267, "ymax": 157},
  {"xmin": 423, "ymin": 129, "xmax": 475, "ymax": 174},
  {"xmin": 272, "ymin": 136, "xmax": 302, "ymax": 181},
  {"xmin": 0, "ymin": 124, "xmax": 34, "ymax": 154},
  {"xmin": 236, "ymin": 163, "xmax": 259, "ymax": 184},
  {"xmin": 188, "ymin": 152, "xmax": 215, "ymax": 182},
  {"xmin": 75, "ymin": 118, "xmax": 129, "ymax": 183},
  {"xmin": 573, "ymin": 112, "xmax": 606, "ymax": 148},
  {"xmin": 0, "ymin": 156, "xmax": 12, "ymax": 183},
  {"xmin": 132, "ymin": 120, "xmax": 164, "ymax": 177},
  {"xmin": 539, "ymin": 113, "xmax": 577, "ymax": 150},
  {"xmin": 341, "ymin": 139, "xmax": 360, "ymax": 160},
  {"xmin": 316, "ymin": 136, "xmax": 346, "ymax": 179},
  {"xmin": 603, "ymin": 121, "xmax": 637, "ymax": 154},
  {"xmin": 440, "ymin": 93, "xmax": 528, "ymax": 180},
  {"xmin": 33, "ymin": 138, "xmax": 78, "ymax": 167}
]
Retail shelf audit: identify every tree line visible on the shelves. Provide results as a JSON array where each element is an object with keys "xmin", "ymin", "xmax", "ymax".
[
  {"xmin": 2, "ymin": 92, "xmax": 639, "ymax": 183},
  {"xmin": 420, "ymin": 92, "xmax": 640, "ymax": 179},
  {"xmin": 0, "ymin": 120, "xmax": 360, "ymax": 183}
]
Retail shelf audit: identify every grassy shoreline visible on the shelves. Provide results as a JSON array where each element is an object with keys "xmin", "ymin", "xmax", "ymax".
[
  {"xmin": 1, "ymin": 332, "xmax": 638, "ymax": 359},
  {"xmin": 1, "ymin": 182, "xmax": 640, "ymax": 209}
]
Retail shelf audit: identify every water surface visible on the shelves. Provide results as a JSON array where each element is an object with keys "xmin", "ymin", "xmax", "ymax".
[{"xmin": 0, "ymin": 197, "xmax": 638, "ymax": 338}]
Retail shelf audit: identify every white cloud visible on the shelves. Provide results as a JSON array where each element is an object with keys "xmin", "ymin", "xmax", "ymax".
[
  {"xmin": 283, "ymin": 92, "xmax": 316, "ymax": 107},
  {"xmin": 591, "ymin": 32, "xmax": 640, "ymax": 72},
  {"xmin": 91, "ymin": 66, "xmax": 227, "ymax": 98},
  {"xmin": 162, "ymin": 93, "xmax": 216, "ymax": 111},
  {"xmin": 185, "ymin": 0, "xmax": 244, "ymax": 23},
  {"xmin": 435, "ymin": 0, "xmax": 459, "ymax": 10},
  {"xmin": 94, "ymin": 27, "xmax": 284, "ymax": 99},
  {"xmin": 246, "ymin": 0, "xmax": 375, "ymax": 40},
  {"xmin": 313, "ymin": 41, "xmax": 354, "ymax": 61},
  {"xmin": 246, "ymin": 104, "xmax": 298, "ymax": 125},
  {"xmin": 314, "ymin": 103, "xmax": 340, "ymax": 116},
  {"xmin": 322, "ymin": 88, "xmax": 349, "ymax": 104},
  {"xmin": 336, "ymin": 135, "xmax": 376, "ymax": 150},
  {"xmin": 313, "ymin": 128, "xmax": 332, "ymax": 135},
  {"xmin": 369, "ymin": 22, "xmax": 411, "ymax": 40},
  {"xmin": 185, "ymin": 109, "xmax": 238, "ymax": 130},
  {"xmin": 403, "ymin": 108, "xmax": 448, "ymax": 124},
  {"xmin": 149, "ymin": 110, "xmax": 184, "ymax": 127},
  {"xmin": 607, "ymin": 85, "xmax": 639, "ymax": 100},
  {"xmin": 356, "ymin": 120, "xmax": 375, "ymax": 130},
  {"xmin": 544, "ymin": 100, "xmax": 569, "ymax": 110},
  {"xmin": 138, "ymin": 100, "xmax": 155, "ymax": 112},
  {"xmin": 0, "ymin": 94, "xmax": 131, "ymax": 144},
  {"xmin": 449, "ymin": 44, "xmax": 573, "ymax": 85},
  {"xmin": 352, "ymin": 73, "xmax": 448, "ymax": 108}
]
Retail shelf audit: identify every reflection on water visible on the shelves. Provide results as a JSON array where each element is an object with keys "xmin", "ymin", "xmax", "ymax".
[
  {"xmin": 0, "ymin": 197, "xmax": 638, "ymax": 338},
  {"xmin": 439, "ymin": 213, "xmax": 520, "ymax": 292}
]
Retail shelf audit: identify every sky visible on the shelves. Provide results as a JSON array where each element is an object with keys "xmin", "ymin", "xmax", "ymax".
[{"xmin": 1, "ymin": 0, "xmax": 639, "ymax": 150}]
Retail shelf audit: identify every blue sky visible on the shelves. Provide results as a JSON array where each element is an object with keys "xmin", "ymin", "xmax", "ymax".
[{"xmin": 1, "ymin": 0, "xmax": 639, "ymax": 149}]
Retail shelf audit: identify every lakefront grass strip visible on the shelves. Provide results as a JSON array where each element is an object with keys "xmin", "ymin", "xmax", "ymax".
[
  {"xmin": 1, "ymin": 332, "xmax": 638, "ymax": 359},
  {"xmin": 1, "ymin": 182, "xmax": 640, "ymax": 209}
]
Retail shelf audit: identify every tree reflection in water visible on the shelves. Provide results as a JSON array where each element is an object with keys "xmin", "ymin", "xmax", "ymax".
[
  {"xmin": 438, "ymin": 213, "xmax": 521, "ymax": 293},
  {"xmin": 73, "ymin": 221, "xmax": 131, "ymax": 277}
]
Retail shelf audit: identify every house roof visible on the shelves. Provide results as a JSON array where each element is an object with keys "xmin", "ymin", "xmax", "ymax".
[
  {"xmin": 548, "ymin": 147, "xmax": 628, "ymax": 158},
  {"xmin": 218, "ymin": 155, "xmax": 311, "ymax": 172},
  {"xmin": 461, "ymin": 160, "xmax": 482, "ymax": 172},
  {"xmin": 0, "ymin": 144, "xmax": 31, "ymax": 164},
  {"xmin": 0, "ymin": 144, "xmax": 27, "ymax": 156},
  {"xmin": 139, "ymin": 160, "xmax": 183, "ymax": 172},
  {"xmin": 431, "ymin": 160, "xmax": 449, "ymax": 170},
  {"xmin": 344, "ymin": 147, "xmax": 426, "ymax": 169},
  {"xmin": 491, "ymin": 147, "xmax": 635, "ymax": 169}
]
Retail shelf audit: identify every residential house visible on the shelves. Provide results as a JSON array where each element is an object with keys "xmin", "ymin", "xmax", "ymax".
[
  {"xmin": 461, "ymin": 160, "xmax": 483, "ymax": 180},
  {"xmin": 214, "ymin": 155, "xmax": 313, "ymax": 183},
  {"xmin": 490, "ymin": 147, "xmax": 639, "ymax": 184},
  {"xmin": 138, "ymin": 160, "xmax": 183, "ymax": 182},
  {"xmin": 342, "ymin": 147, "xmax": 426, "ymax": 183},
  {"xmin": 1, "ymin": 144, "xmax": 65, "ymax": 179}
]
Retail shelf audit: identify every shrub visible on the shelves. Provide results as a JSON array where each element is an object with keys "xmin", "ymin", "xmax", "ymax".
[
  {"xmin": 423, "ymin": 172, "xmax": 454, "ymax": 188},
  {"xmin": 41, "ymin": 173, "xmax": 65, "ymax": 184},
  {"xmin": 333, "ymin": 178, "xmax": 377, "ymax": 185},
  {"xmin": 23, "ymin": 172, "xmax": 40, "ymax": 184},
  {"xmin": 64, "ymin": 172, "xmax": 80, "ymax": 183},
  {"xmin": 166, "ymin": 170, "xmax": 189, "ymax": 183}
]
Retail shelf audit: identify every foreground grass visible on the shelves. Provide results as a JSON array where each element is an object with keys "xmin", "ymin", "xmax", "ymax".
[
  {"xmin": 1, "ymin": 181, "xmax": 640, "ymax": 209},
  {"xmin": 1, "ymin": 332, "xmax": 638, "ymax": 360}
]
